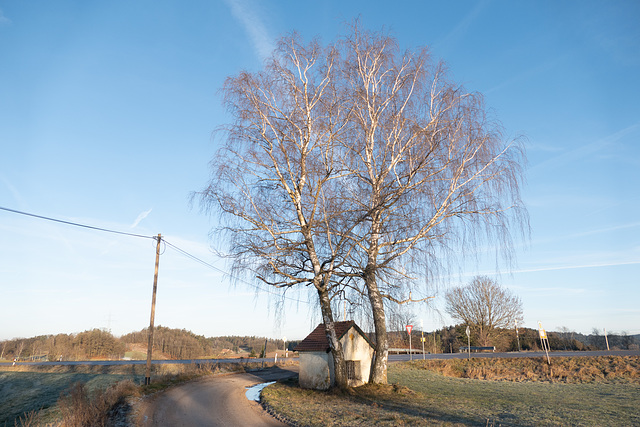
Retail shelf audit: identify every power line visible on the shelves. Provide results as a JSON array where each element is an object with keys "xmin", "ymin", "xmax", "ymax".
[
  {"xmin": 0, "ymin": 206, "xmax": 155, "ymax": 240},
  {"xmin": 163, "ymin": 240, "xmax": 225, "ymax": 274},
  {"xmin": 0, "ymin": 205, "xmax": 310, "ymax": 305},
  {"xmin": 163, "ymin": 239, "xmax": 311, "ymax": 305}
]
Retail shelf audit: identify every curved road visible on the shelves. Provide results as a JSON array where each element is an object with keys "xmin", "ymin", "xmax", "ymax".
[{"xmin": 138, "ymin": 366, "xmax": 297, "ymax": 427}]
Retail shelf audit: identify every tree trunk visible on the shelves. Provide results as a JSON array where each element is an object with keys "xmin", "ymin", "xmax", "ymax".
[
  {"xmin": 318, "ymin": 286, "xmax": 348, "ymax": 389},
  {"xmin": 364, "ymin": 265, "xmax": 388, "ymax": 384}
]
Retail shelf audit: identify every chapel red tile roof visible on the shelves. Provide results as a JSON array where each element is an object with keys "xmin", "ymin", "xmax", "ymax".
[{"xmin": 294, "ymin": 320, "xmax": 373, "ymax": 352}]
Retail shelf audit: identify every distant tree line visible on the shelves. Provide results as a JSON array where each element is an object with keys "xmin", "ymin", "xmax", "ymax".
[
  {"xmin": 2, "ymin": 325, "xmax": 634, "ymax": 362},
  {"xmin": 0, "ymin": 329, "xmax": 125, "ymax": 361},
  {"xmin": 121, "ymin": 327, "xmax": 214, "ymax": 360},
  {"xmin": 1, "ymin": 326, "xmax": 299, "ymax": 362},
  {"xmin": 386, "ymin": 325, "xmax": 638, "ymax": 353},
  {"xmin": 120, "ymin": 327, "xmax": 297, "ymax": 359}
]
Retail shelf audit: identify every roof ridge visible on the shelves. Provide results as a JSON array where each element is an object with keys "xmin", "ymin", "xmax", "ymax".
[{"xmin": 294, "ymin": 320, "xmax": 371, "ymax": 352}]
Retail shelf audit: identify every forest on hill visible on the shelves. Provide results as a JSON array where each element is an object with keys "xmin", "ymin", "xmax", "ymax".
[
  {"xmin": 1, "ymin": 326, "xmax": 636, "ymax": 362},
  {"xmin": 0, "ymin": 326, "xmax": 297, "ymax": 362}
]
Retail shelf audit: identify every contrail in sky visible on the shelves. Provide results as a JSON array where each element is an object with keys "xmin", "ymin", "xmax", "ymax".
[
  {"xmin": 224, "ymin": 0, "xmax": 274, "ymax": 61},
  {"xmin": 131, "ymin": 208, "xmax": 152, "ymax": 228}
]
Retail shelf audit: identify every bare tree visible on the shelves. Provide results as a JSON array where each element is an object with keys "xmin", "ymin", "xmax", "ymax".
[
  {"xmin": 557, "ymin": 326, "xmax": 575, "ymax": 350},
  {"xmin": 445, "ymin": 276, "xmax": 523, "ymax": 346},
  {"xmin": 386, "ymin": 304, "xmax": 418, "ymax": 336},
  {"xmin": 589, "ymin": 328, "xmax": 606, "ymax": 350},
  {"xmin": 334, "ymin": 24, "xmax": 527, "ymax": 383},
  {"xmin": 198, "ymin": 22, "xmax": 527, "ymax": 386},
  {"xmin": 196, "ymin": 34, "xmax": 356, "ymax": 388},
  {"xmin": 16, "ymin": 340, "xmax": 24, "ymax": 360}
]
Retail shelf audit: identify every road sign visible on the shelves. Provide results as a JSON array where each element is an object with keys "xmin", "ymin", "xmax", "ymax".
[
  {"xmin": 406, "ymin": 325, "xmax": 413, "ymax": 335},
  {"xmin": 538, "ymin": 321, "xmax": 547, "ymax": 339},
  {"xmin": 465, "ymin": 326, "xmax": 470, "ymax": 337}
]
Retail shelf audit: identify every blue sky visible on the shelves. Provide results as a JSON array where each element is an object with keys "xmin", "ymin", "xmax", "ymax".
[{"xmin": 1, "ymin": 0, "xmax": 638, "ymax": 341}]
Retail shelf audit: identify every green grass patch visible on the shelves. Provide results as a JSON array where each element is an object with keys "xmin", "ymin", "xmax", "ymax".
[
  {"xmin": 262, "ymin": 357, "xmax": 640, "ymax": 426},
  {"xmin": 391, "ymin": 363, "xmax": 639, "ymax": 426}
]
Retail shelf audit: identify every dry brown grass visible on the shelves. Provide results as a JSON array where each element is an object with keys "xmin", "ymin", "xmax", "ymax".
[
  {"xmin": 57, "ymin": 380, "xmax": 139, "ymax": 427},
  {"xmin": 12, "ymin": 410, "xmax": 42, "ymax": 427},
  {"xmin": 412, "ymin": 355, "xmax": 640, "ymax": 383}
]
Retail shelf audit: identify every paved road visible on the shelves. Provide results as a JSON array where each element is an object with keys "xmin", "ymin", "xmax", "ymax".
[
  {"xmin": 0, "ymin": 357, "xmax": 288, "ymax": 367},
  {"xmin": 388, "ymin": 349, "xmax": 640, "ymax": 362},
  {"xmin": 138, "ymin": 366, "xmax": 297, "ymax": 427}
]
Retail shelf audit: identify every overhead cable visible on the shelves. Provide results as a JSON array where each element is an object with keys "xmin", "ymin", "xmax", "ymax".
[
  {"xmin": 1, "ymin": 205, "xmax": 310, "ymax": 304},
  {"xmin": 163, "ymin": 239, "xmax": 310, "ymax": 305},
  {"xmin": 163, "ymin": 240, "xmax": 227, "ymax": 274},
  {"xmin": 0, "ymin": 206, "xmax": 155, "ymax": 240}
]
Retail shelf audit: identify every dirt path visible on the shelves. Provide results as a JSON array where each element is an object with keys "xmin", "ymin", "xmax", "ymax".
[{"xmin": 138, "ymin": 366, "xmax": 297, "ymax": 427}]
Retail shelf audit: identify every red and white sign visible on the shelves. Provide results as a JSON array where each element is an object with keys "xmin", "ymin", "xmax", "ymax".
[{"xmin": 406, "ymin": 325, "xmax": 413, "ymax": 335}]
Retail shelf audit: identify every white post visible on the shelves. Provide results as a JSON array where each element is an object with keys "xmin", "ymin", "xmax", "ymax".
[
  {"xmin": 409, "ymin": 332, "xmax": 412, "ymax": 361},
  {"xmin": 604, "ymin": 329, "xmax": 610, "ymax": 351},
  {"xmin": 421, "ymin": 319, "xmax": 425, "ymax": 360},
  {"xmin": 466, "ymin": 325, "xmax": 471, "ymax": 360}
]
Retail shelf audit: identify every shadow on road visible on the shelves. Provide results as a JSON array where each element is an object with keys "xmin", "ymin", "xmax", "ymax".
[{"xmin": 243, "ymin": 365, "xmax": 299, "ymax": 383}]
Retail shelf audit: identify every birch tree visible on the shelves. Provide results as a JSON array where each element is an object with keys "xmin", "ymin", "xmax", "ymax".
[
  {"xmin": 336, "ymin": 24, "xmax": 527, "ymax": 383},
  {"xmin": 196, "ymin": 34, "xmax": 355, "ymax": 388},
  {"xmin": 199, "ymin": 23, "xmax": 527, "ymax": 386}
]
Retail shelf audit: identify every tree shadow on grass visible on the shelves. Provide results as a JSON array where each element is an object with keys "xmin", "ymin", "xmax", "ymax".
[
  {"xmin": 268, "ymin": 378, "xmax": 494, "ymax": 426},
  {"xmin": 348, "ymin": 384, "xmax": 490, "ymax": 426}
]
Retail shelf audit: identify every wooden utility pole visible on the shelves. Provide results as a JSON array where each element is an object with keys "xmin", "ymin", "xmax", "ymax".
[{"xmin": 145, "ymin": 233, "xmax": 162, "ymax": 385}]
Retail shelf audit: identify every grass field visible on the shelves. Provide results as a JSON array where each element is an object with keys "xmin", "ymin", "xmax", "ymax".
[
  {"xmin": 262, "ymin": 356, "xmax": 640, "ymax": 426},
  {"xmin": 0, "ymin": 365, "xmax": 144, "ymax": 426}
]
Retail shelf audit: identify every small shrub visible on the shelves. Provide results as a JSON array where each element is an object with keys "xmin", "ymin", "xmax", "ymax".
[{"xmin": 58, "ymin": 380, "xmax": 139, "ymax": 426}]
